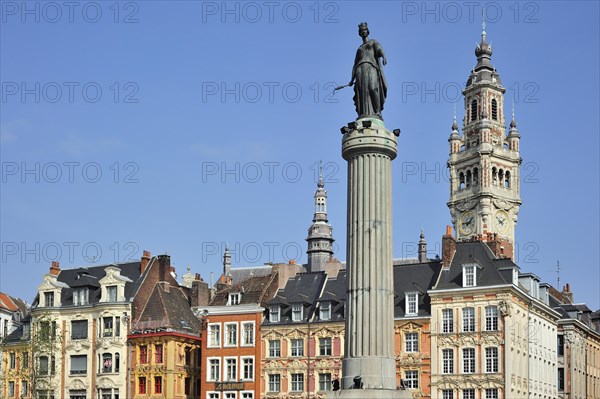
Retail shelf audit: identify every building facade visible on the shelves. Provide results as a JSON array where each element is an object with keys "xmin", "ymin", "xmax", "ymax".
[{"xmin": 196, "ymin": 273, "xmax": 279, "ymax": 399}]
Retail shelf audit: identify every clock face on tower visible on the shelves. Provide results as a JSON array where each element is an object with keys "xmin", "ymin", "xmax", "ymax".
[
  {"xmin": 494, "ymin": 210, "xmax": 510, "ymax": 234},
  {"xmin": 459, "ymin": 210, "xmax": 475, "ymax": 236}
]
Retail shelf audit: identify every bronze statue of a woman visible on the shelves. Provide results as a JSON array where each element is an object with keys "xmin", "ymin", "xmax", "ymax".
[{"xmin": 349, "ymin": 22, "xmax": 388, "ymax": 120}]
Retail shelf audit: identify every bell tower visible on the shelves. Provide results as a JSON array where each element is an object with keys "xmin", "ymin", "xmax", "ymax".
[
  {"xmin": 306, "ymin": 162, "xmax": 334, "ymax": 272},
  {"xmin": 447, "ymin": 22, "xmax": 522, "ymax": 258}
]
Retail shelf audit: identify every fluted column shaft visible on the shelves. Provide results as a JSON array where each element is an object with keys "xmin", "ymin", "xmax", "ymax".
[{"xmin": 341, "ymin": 120, "xmax": 397, "ymax": 390}]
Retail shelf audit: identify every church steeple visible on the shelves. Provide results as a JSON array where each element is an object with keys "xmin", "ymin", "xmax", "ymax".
[
  {"xmin": 306, "ymin": 162, "xmax": 334, "ymax": 272},
  {"xmin": 447, "ymin": 24, "xmax": 522, "ymax": 259}
]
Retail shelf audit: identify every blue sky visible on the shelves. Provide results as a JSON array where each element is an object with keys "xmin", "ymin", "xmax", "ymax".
[{"xmin": 1, "ymin": 1, "xmax": 599, "ymax": 310}]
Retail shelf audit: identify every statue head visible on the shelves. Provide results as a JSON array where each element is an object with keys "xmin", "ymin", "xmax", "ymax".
[{"xmin": 358, "ymin": 22, "xmax": 369, "ymax": 38}]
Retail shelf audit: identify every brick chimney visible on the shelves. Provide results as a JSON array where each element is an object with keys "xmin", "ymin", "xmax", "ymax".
[
  {"xmin": 140, "ymin": 250, "xmax": 151, "ymax": 274},
  {"xmin": 442, "ymin": 225, "xmax": 456, "ymax": 269},
  {"xmin": 49, "ymin": 261, "xmax": 60, "ymax": 276},
  {"xmin": 157, "ymin": 254, "xmax": 171, "ymax": 282},
  {"xmin": 561, "ymin": 283, "xmax": 574, "ymax": 304},
  {"xmin": 485, "ymin": 235, "xmax": 514, "ymax": 260}
]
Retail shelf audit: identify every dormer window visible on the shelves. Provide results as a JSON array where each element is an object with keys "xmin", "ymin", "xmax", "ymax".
[
  {"xmin": 463, "ymin": 264, "xmax": 476, "ymax": 287},
  {"xmin": 44, "ymin": 292, "xmax": 55, "ymax": 307},
  {"xmin": 106, "ymin": 286, "xmax": 117, "ymax": 302},
  {"xmin": 228, "ymin": 293, "xmax": 241, "ymax": 306},
  {"xmin": 292, "ymin": 304, "xmax": 303, "ymax": 322},
  {"xmin": 405, "ymin": 292, "xmax": 418, "ymax": 316},
  {"xmin": 73, "ymin": 288, "xmax": 89, "ymax": 306},
  {"xmin": 319, "ymin": 302, "xmax": 331, "ymax": 321},
  {"xmin": 269, "ymin": 305, "xmax": 280, "ymax": 323}
]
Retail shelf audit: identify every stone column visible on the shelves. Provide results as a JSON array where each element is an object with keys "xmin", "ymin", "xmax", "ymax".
[{"xmin": 332, "ymin": 118, "xmax": 407, "ymax": 398}]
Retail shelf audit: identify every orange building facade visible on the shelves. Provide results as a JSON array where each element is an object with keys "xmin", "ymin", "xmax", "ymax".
[{"xmin": 197, "ymin": 305, "xmax": 263, "ymax": 399}]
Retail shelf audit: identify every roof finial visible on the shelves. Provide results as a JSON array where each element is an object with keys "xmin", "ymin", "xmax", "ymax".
[
  {"xmin": 317, "ymin": 160, "xmax": 324, "ymax": 188},
  {"xmin": 451, "ymin": 105, "xmax": 459, "ymax": 132},
  {"xmin": 510, "ymin": 101, "xmax": 517, "ymax": 129},
  {"xmin": 482, "ymin": 7, "xmax": 487, "ymax": 37}
]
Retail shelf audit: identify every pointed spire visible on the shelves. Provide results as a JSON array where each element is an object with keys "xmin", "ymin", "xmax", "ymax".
[
  {"xmin": 317, "ymin": 160, "xmax": 324, "ymax": 188},
  {"xmin": 481, "ymin": 7, "xmax": 487, "ymax": 38},
  {"xmin": 451, "ymin": 105, "xmax": 459, "ymax": 132},
  {"xmin": 510, "ymin": 102, "xmax": 518, "ymax": 129}
]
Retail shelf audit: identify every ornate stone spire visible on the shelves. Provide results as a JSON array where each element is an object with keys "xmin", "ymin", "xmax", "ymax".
[
  {"xmin": 306, "ymin": 161, "xmax": 334, "ymax": 273},
  {"xmin": 223, "ymin": 244, "xmax": 231, "ymax": 281},
  {"xmin": 418, "ymin": 229, "xmax": 428, "ymax": 263}
]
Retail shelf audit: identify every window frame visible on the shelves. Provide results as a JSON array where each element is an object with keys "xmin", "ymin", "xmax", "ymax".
[
  {"xmin": 291, "ymin": 303, "xmax": 303, "ymax": 322},
  {"xmin": 485, "ymin": 347, "xmax": 499, "ymax": 373},
  {"xmin": 405, "ymin": 292, "xmax": 418, "ymax": 315},
  {"xmin": 269, "ymin": 305, "xmax": 280, "ymax": 323},
  {"xmin": 462, "ymin": 307, "xmax": 475, "ymax": 332},
  {"xmin": 319, "ymin": 301, "xmax": 331, "ymax": 321},
  {"xmin": 224, "ymin": 357, "xmax": 237, "ymax": 381},
  {"xmin": 290, "ymin": 373, "xmax": 304, "ymax": 392},
  {"xmin": 241, "ymin": 356, "xmax": 254, "ymax": 381},
  {"xmin": 462, "ymin": 347, "xmax": 475, "ymax": 373},
  {"xmin": 207, "ymin": 358, "xmax": 221, "ymax": 381},
  {"xmin": 224, "ymin": 322, "xmax": 238, "ymax": 347},
  {"xmin": 290, "ymin": 338, "xmax": 304, "ymax": 357},
  {"xmin": 404, "ymin": 370, "xmax": 418, "ymax": 389},
  {"xmin": 485, "ymin": 306, "xmax": 499, "ymax": 331},
  {"xmin": 241, "ymin": 321, "xmax": 255, "ymax": 346},
  {"xmin": 319, "ymin": 337, "xmax": 332, "ymax": 356},
  {"xmin": 405, "ymin": 332, "xmax": 419, "ymax": 353},
  {"xmin": 463, "ymin": 264, "xmax": 476, "ymax": 287},
  {"xmin": 268, "ymin": 340, "xmax": 281, "ymax": 357},
  {"xmin": 442, "ymin": 309, "xmax": 454, "ymax": 333},
  {"xmin": 442, "ymin": 348, "xmax": 454, "ymax": 374},
  {"xmin": 268, "ymin": 374, "xmax": 281, "ymax": 392},
  {"xmin": 208, "ymin": 323, "xmax": 222, "ymax": 348}
]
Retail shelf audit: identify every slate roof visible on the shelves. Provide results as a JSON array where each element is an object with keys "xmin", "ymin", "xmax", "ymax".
[
  {"xmin": 394, "ymin": 260, "xmax": 442, "ymax": 318},
  {"xmin": 224, "ymin": 266, "xmax": 273, "ymax": 285},
  {"xmin": 1, "ymin": 316, "xmax": 30, "ymax": 344},
  {"xmin": 210, "ymin": 274, "xmax": 278, "ymax": 307},
  {"xmin": 264, "ymin": 272, "xmax": 328, "ymax": 325},
  {"xmin": 433, "ymin": 241, "xmax": 516, "ymax": 290},
  {"xmin": 264, "ymin": 260, "xmax": 444, "ymax": 325},
  {"xmin": 315, "ymin": 270, "xmax": 346, "ymax": 323},
  {"xmin": 131, "ymin": 282, "xmax": 201, "ymax": 336},
  {"xmin": 33, "ymin": 261, "xmax": 143, "ymax": 307}
]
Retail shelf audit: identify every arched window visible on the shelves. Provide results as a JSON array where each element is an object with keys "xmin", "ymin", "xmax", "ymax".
[
  {"xmin": 504, "ymin": 171, "xmax": 510, "ymax": 188},
  {"xmin": 115, "ymin": 353, "xmax": 120, "ymax": 372},
  {"xmin": 459, "ymin": 172, "xmax": 465, "ymax": 190},
  {"xmin": 492, "ymin": 167, "xmax": 498, "ymax": 185},
  {"xmin": 473, "ymin": 168, "xmax": 479, "ymax": 186},
  {"xmin": 491, "ymin": 99, "xmax": 498, "ymax": 120},
  {"xmin": 466, "ymin": 170, "xmax": 472, "ymax": 188},
  {"xmin": 471, "ymin": 99, "xmax": 478, "ymax": 122},
  {"xmin": 102, "ymin": 353, "xmax": 112, "ymax": 373},
  {"xmin": 498, "ymin": 169, "xmax": 505, "ymax": 187}
]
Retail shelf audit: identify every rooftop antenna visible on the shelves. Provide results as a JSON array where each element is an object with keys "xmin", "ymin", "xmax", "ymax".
[{"xmin": 556, "ymin": 261, "xmax": 560, "ymax": 288}]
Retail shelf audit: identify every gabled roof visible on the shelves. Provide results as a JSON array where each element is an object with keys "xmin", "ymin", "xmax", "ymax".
[
  {"xmin": 0, "ymin": 293, "xmax": 28, "ymax": 318},
  {"xmin": 433, "ymin": 241, "xmax": 513, "ymax": 290},
  {"xmin": 131, "ymin": 282, "xmax": 201, "ymax": 336},
  {"xmin": 210, "ymin": 274, "xmax": 278, "ymax": 307}
]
